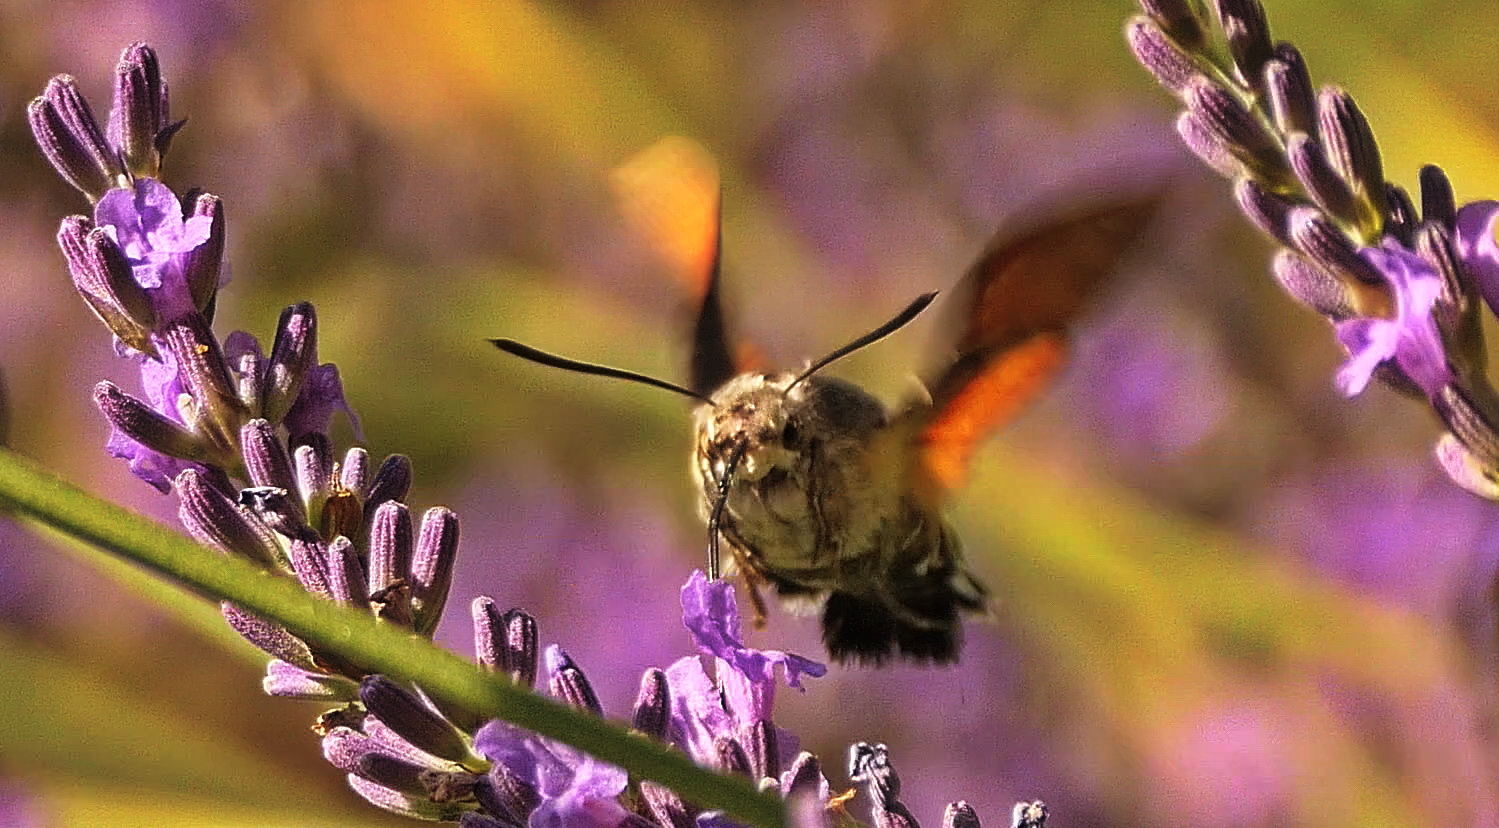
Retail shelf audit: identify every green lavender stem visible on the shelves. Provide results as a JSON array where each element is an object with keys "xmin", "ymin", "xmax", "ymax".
[{"xmin": 0, "ymin": 445, "xmax": 787, "ymax": 828}]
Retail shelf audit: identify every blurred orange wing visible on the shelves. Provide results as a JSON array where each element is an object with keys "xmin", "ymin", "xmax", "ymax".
[
  {"xmin": 611, "ymin": 137, "xmax": 745, "ymax": 396},
  {"xmin": 898, "ymin": 193, "xmax": 1164, "ymax": 500}
]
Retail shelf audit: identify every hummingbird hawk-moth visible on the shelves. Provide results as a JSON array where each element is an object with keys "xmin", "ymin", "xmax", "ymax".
[{"xmin": 493, "ymin": 144, "xmax": 1159, "ymax": 664}]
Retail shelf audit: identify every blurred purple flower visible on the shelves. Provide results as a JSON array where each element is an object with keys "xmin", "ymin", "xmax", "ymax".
[
  {"xmin": 1455, "ymin": 200, "xmax": 1499, "ymax": 316},
  {"xmin": 95, "ymin": 178, "xmax": 211, "ymax": 323},
  {"xmin": 1333, "ymin": 244, "xmax": 1451, "ymax": 397}
]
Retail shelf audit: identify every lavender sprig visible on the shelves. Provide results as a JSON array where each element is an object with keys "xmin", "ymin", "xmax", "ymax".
[
  {"xmin": 19, "ymin": 42, "xmax": 1046, "ymax": 827},
  {"xmin": 21, "ymin": 42, "xmax": 782, "ymax": 827},
  {"xmin": 1126, "ymin": 0, "xmax": 1499, "ymax": 498}
]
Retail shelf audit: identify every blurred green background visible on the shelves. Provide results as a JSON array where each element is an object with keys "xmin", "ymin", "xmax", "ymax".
[{"xmin": 3, "ymin": 0, "xmax": 1499, "ymax": 825}]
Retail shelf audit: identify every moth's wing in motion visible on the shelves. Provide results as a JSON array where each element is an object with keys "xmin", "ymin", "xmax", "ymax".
[
  {"xmin": 899, "ymin": 191, "xmax": 1166, "ymax": 501},
  {"xmin": 823, "ymin": 192, "xmax": 1163, "ymax": 665},
  {"xmin": 610, "ymin": 136, "xmax": 742, "ymax": 395}
]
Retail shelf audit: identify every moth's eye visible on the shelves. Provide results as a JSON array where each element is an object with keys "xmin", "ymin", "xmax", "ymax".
[{"xmin": 781, "ymin": 421, "xmax": 801, "ymax": 448}]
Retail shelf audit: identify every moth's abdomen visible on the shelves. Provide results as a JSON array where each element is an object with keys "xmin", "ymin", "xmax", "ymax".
[{"xmin": 821, "ymin": 516, "xmax": 987, "ymax": 665}]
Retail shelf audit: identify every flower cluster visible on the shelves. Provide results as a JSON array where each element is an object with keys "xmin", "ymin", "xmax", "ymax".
[
  {"xmin": 1125, "ymin": 0, "xmax": 1499, "ymax": 498},
  {"xmin": 29, "ymin": 43, "xmax": 1041, "ymax": 828}
]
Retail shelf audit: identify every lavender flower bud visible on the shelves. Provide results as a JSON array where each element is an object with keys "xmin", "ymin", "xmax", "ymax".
[
  {"xmin": 1383, "ymin": 183, "xmax": 1418, "ymax": 246},
  {"xmin": 109, "ymin": 42, "xmax": 171, "ymax": 178},
  {"xmin": 368, "ymin": 500, "xmax": 413, "ymax": 596},
  {"xmin": 849, "ymin": 742, "xmax": 917, "ymax": 827},
  {"xmin": 630, "ymin": 668, "xmax": 670, "ymax": 739},
  {"xmin": 781, "ymin": 752, "xmax": 824, "ymax": 798},
  {"xmin": 360, "ymin": 676, "xmax": 472, "ymax": 764},
  {"xmin": 1175, "ymin": 110, "xmax": 1242, "ymax": 179},
  {"xmin": 160, "ymin": 315, "xmax": 244, "ymax": 454},
  {"xmin": 28, "ymin": 75, "xmax": 122, "ymax": 200},
  {"xmin": 264, "ymin": 302, "xmax": 318, "ymax": 425},
  {"xmin": 94, "ymin": 380, "xmax": 222, "ymax": 464},
  {"xmin": 176, "ymin": 467, "xmax": 284, "ymax": 567},
  {"xmin": 326, "ymin": 535, "xmax": 370, "ymax": 607},
  {"xmin": 1011, "ymin": 801, "xmax": 1048, "ymax": 828},
  {"xmin": 472, "ymin": 601, "xmax": 537, "ymax": 687},
  {"xmin": 1317, "ymin": 85, "xmax": 1386, "ymax": 225},
  {"xmin": 1435, "ymin": 433, "xmax": 1499, "ymax": 500},
  {"xmin": 1183, "ymin": 78, "xmax": 1288, "ymax": 184},
  {"xmin": 323, "ymin": 726, "xmax": 375, "ymax": 772},
  {"xmin": 355, "ymin": 750, "xmax": 469, "ymax": 801},
  {"xmin": 1213, "ymin": 0, "xmax": 1272, "ymax": 90},
  {"xmin": 1264, "ymin": 44, "xmax": 1314, "ymax": 136},
  {"xmin": 1124, "ymin": 17, "xmax": 1201, "ymax": 94},
  {"xmin": 943, "ymin": 802, "xmax": 981, "ymax": 828},
  {"xmin": 182, "ymin": 193, "xmax": 225, "ymax": 316},
  {"xmin": 1420, "ymin": 164, "xmax": 1457, "ymax": 228},
  {"xmin": 365, "ymin": 453, "xmax": 413, "ymax": 522},
  {"xmin": 1414, "ymin": 221, "xmax": 1473, "ymax": 327},
  {"xmin": 241, "ymin": 419, "xmax": 294, "ymax": 489},
  {"xmin": 288, "ymin": 537, "xmax": 333, "ymax": 598},
  {"xmin": 232, "ymin": 343, "xmax": 265, "ymax": 412},
  {"xmin": 411, "ymin": 506, "xmax": 459, "ymax": 635},
  {"xmin": 1287, "ymin": 207, "xmax": 1383, "ymax": 285},
  {"xmin": 1285, "ymin": 133, "xmax": 1357, "ymax": 225},
  {"xmin": 477, "ymin": 764, "xmax": 540, "ymax": 825},
  {"xmin": 640, "ymin": 782, "xmax": 693, "ymax": 828},
  {"xmin": 545, "ymin": 647, "xmax": 602, "ymax": 714},
  {"xmin": 57, "ymin": 217, "xmax": 158, "ymax": 353},
  {"xmin": 1232, "ymin": 177, "xmax": 1297, "ymax": 245},
  {"xmin": 1435, "ymin": 384, "xmax": 1499, "ymax": 469},
  {"xmin": 1271, "ymin": 249, "xmax": 1356, "ymax": 320},
  {"xmin": 346, "ymin": 774, "xmax": 467, "ymax": 821},
  {"xmin": 294, "ymin": 432, "xmax": 334, "ymax": 509},
  {"xmin": 221, "ymin": 603, "xmax": 319, "ymax": 670},
  {"xmin": 1137, "ymin": 0, "xmax": 1206, "ymax": 49},
  {"xmin": 340, "ymin": 446, "xmax": 372, "ymax": 498},
  {"xmin": 715, "ymin": 737, "xmax": 753, "ymax": 776},
  {"xmin": 265, "ymin": 659, "xmax": 359, "ymax": 700}
]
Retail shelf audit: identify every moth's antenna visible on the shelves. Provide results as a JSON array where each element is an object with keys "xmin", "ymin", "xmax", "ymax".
[
  {"xmin": 492, "ymin": 339, "xmax": 717, "ymax": 405},
  {"xmin": 706, "ymin": 439, "xmax": 748, "ymax": 580},
  {"xmin": 787, "ymin": 291, "xmax": 939, "ymax": 391}
]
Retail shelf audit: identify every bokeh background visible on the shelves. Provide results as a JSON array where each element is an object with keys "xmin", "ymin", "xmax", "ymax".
[{"xmin": 3, "ymin": 1, "xmax": 1499, "ymax": 825}]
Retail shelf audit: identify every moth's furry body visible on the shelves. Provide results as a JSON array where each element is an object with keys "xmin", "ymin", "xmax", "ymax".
[
  {"xmin": 693, "ymin": 372, "xmax": 986, "ymax": 664},
  {"xmin": 492, "ymin": 169, "xmax": 1158, "ymax": 666}
]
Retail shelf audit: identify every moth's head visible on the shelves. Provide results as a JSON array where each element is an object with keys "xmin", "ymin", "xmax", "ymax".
[{"xmin": 695, "ymin": 371, "xmax": 886, "ymax": 483}]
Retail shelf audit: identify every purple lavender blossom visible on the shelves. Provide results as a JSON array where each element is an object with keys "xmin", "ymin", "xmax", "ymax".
[
  {"xmin": 669, "ymin": 571, "xmax": 825, "ymax": 776},
  {"xmin": 94, "ymin": 178, "xmax": 212, "ymax": 323},
  {"xmin": 1333, "ymin": 243, "xmax": 1452, "ymax": 398}
]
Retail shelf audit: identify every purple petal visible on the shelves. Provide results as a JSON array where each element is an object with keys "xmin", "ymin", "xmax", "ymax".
[
  {"xmin": 283, "ymin": 362, "xmax": 362, "ymax": 439},
  {"xmin": 103, "ymin": 424, "xmax": 196, "ymax": 492},
  {"xmin": 680, "ymin": 571, "xmax": 826, "ymax": 692},
  {"xmin": 94, "ymin": 178, "xmax": 208, "ymax": 321},
  {"xmin": 664, "ymin": 655, "xmax": 736, "ymax": 762},
  {"xmin": 1332, "ymin": 244, "xmax": 1450, "ymax": 398},
  {"xmin": 1455, "ymin": 200, "xmax": 1499, "ymax": 317}
]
